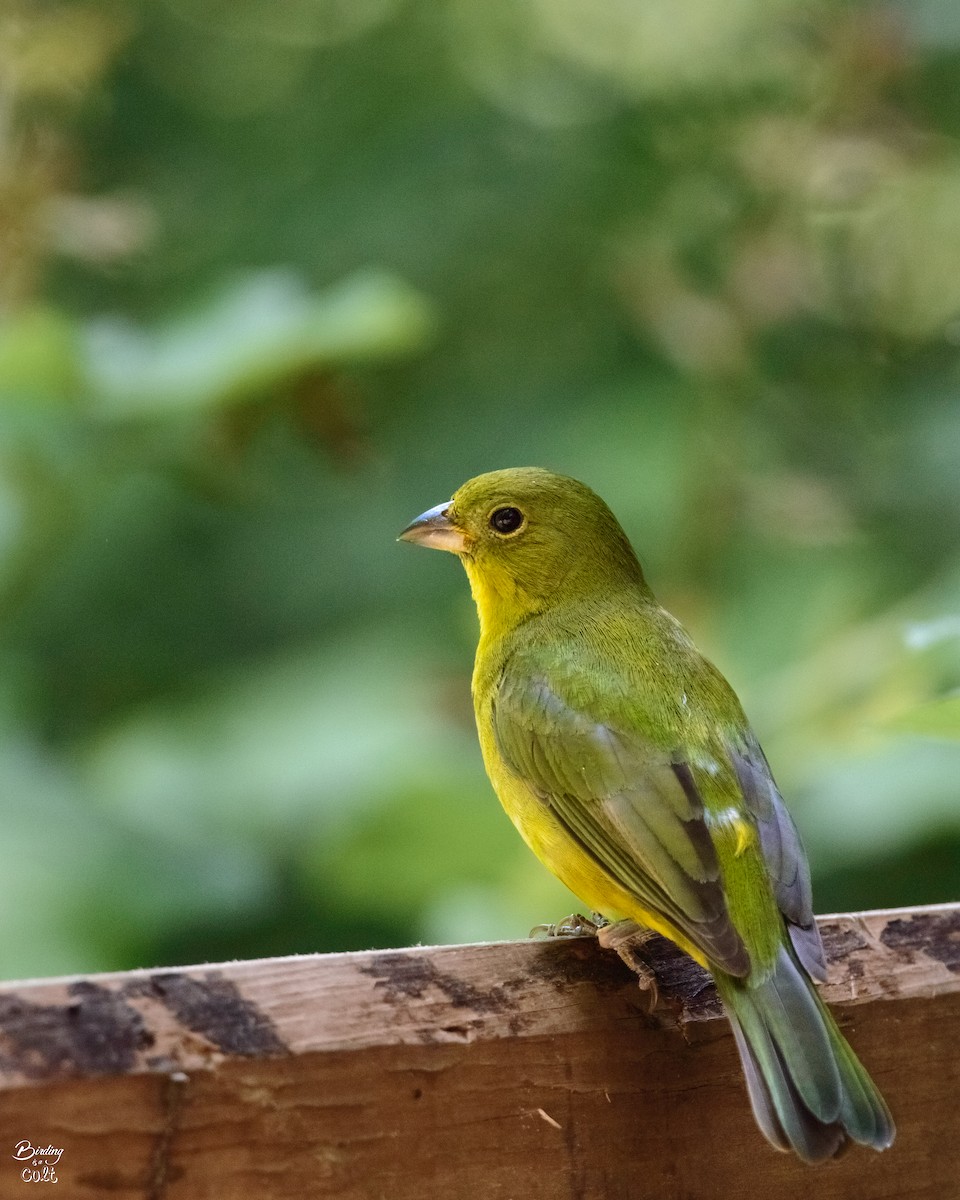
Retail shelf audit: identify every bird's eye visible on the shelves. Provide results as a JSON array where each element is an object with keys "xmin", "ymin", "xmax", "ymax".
[{"xmin": 489, "ymin": 506, "xmax": 525, "ymax": 535}]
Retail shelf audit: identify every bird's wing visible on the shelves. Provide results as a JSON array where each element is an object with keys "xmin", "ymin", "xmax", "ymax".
[
  {"xmin": 729, "ymin": 737, "xmax": 827, "ymax": 980},
  {"xmin": 493, "ymin": 666, "xmax": 752, "ymax": 977}
]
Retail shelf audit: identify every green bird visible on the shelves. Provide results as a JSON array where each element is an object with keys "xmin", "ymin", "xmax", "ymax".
[{"xmin": 400, "ymin": 466, "xmax": 894, "ymax": 1164}]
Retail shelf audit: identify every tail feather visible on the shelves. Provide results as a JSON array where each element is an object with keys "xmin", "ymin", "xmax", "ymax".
[
  {"xmin": 829, "ymin": 1015, "xmax": 893, "ymax": 1148},
  {"xmin": 759, "ymin": 951, "xmax": 841, "ymax": 1118},
  {"xmin": 718, "ymin": 945, "xmax": 895, "ymax": 1165},
  {"xmin": 729, "ymin": 1005, "xmax": 846, "ymax": 1163}
]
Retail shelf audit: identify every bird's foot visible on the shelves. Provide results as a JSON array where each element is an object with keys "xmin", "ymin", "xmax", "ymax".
[
  {"xmin": 595, "ymin": 918, "xmax": 655, "ymax": 954},
  {"xmin": 596, "ymin": 920, "xmax": 661, "ymax": 1012},
  {"xmin": 529, "ymin": 911, "xmax": 610, "ymax": 939}
]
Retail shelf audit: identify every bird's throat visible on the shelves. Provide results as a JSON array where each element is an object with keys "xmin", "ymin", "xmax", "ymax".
[{"xmin": 461, "ymin": 553, "xmax": 542, "ymax": 642}]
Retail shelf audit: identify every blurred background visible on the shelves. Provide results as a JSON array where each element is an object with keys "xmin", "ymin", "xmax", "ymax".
[{"xmin": 1, "ymin": 0, "xmax": 960, "ymax": 980}]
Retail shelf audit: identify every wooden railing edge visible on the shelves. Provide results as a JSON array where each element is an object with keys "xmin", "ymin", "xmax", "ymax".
[
  {"xmin": 0, "ymin": 902, "xmax": 956, "ymax": 1090},
  {"xmin": 1, "ymin": 903, "xmax": 957, "ymax": 1199}
]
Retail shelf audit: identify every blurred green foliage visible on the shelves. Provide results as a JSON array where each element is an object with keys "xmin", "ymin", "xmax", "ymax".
[{"xmin": 0, "ymin": 0, "xmax": 959, "ymax": 979}]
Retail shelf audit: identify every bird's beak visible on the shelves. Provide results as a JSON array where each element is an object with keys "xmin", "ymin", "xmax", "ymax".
[{"xmin": 398, "ymin": 501, "xmax": 467, "ymax": 553}]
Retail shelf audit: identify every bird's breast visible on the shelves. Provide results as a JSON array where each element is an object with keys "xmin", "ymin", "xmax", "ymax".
[{"xmin": 472, "ymin": 687, "xmax": 634, "ymax": 918}]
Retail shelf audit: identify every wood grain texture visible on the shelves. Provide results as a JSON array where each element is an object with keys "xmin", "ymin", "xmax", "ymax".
[{"xmin": 0, "ymin": 904, "xmax": 956, "ymax": 1198}]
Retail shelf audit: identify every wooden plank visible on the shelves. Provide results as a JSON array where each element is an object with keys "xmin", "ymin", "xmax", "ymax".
[{"xmin": 0, "ymin": 904, "xmax": 956, "ymax": 1198}]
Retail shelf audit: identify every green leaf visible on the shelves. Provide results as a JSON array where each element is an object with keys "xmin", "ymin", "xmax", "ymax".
[
  {"xmin": 84, "ymin": 268, "xmax": 435, "ymax": 418},
  {"xmin": 0, "ymin": 308, "xmax": 84, "ymax": 404},
  {"xmin": 886, "ymin": 694, "xmax": 960, "ymax": 740}
]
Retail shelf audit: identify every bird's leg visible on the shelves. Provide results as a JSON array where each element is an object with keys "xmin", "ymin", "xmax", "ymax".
[
  {"xmin": 596, "ymin": 919, "xmax": 660, "ymax": 1011},
  {"xmin": 529, "ymin": 914, "xmax": 661, "ymax": 1014},
  {"xmin": 529, "ymin": 911, "xmax": 610, "ymax": 939}
]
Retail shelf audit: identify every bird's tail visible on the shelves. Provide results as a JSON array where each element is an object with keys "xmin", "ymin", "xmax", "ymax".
[{"xmin": 716, "ymin": 945, "xmax": 895, "ymax": 1164}]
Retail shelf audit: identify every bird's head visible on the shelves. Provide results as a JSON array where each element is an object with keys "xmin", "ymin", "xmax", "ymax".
[{"xmin": 400, "ymin": 467, "xmax": 647, "ymax": 630}]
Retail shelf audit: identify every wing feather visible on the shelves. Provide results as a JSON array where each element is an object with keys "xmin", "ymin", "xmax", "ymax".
[
  {"xmin": 494, "ymin": 669, "xmax": 752, "ymax": 976},
  {"xmin": 730, "ymin": 739, "xmax": 827, "ymax": 980}
]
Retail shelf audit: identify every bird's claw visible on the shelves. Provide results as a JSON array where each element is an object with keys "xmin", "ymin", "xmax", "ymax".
[
  {"xmin": 597, "ymin": 920, "xmax": 661, "ymax": 1012},
  {"xmin": 529, "ymin": 911, "xmax": 610, "ymax": 939}
]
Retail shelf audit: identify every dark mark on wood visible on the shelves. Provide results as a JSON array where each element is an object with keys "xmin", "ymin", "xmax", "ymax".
[
  {"xmin": 126, "ymin": 973, "xmax": 288, "ymax": 1056},
  {"xmin": 821, "ymin": 925, "xmax": 869, "ymax": 981},
  {"xmin": 880, "ymin": 910, "xmax": 960, "ymax": 974},
  {"xmin": 359, "ymin": 952, "xmax": 520, "ymax": 1014},
  {"xmin": 611, "ymin": 933, "xmax": 719, "ymax": 1022},
  {"xmin": 438, "ymin": 1021, "xmax": 484, "ymax": 1040},
  {"xmin": 589, "ymin": 923, "xmax": 721, "ymax": 1021},
  {"xmin": 626, "ymin": 933, "xmax": 720, "ymax": 1021},
  {"xmin": 0, "ymin": 982, "xmax": 152, "ymax": 1080},
  {"xmin": 821, "ymin": 924, "xmax": 869, "ymax": 961},
  {"xmin": 524, "ymin": 938, "xmax": 635, "ymax": 995}
]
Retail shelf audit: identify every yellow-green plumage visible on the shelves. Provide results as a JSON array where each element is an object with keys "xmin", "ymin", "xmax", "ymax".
[{"xmin": 400, "ymin": 466, "xmax": 894, "ymax": 1164}]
